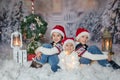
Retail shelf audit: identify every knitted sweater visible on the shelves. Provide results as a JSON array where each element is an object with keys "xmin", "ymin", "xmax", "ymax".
[
  {"xmin": 75, "ymin": 43, "xmax": 108, "ymax": 60},
  {"xmin": 35, "ymin": 42, "xmax": 63, "ymax": 55}
]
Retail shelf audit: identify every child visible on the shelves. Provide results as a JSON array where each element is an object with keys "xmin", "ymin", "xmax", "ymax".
[
  {"xmin": 30, "ymin": 25, "xmax": 66, "ymax": 72},
  {"xmin": 75, "ymin": 28, "xmax": 120, "ymax": 69},
  {"xmin": 58, "ymin": 37, "xmax": 79, "ymax": 71}
]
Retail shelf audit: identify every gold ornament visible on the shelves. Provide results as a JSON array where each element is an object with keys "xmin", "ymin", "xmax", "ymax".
[{"xmin": 35, "ymin": 17, "xmax": 43, "ymax": 27}]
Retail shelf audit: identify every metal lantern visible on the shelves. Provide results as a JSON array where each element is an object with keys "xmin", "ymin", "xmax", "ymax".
[
  {"xmin": 102, "ymin": 28, "xmax": 114, "ymax": 55},
  {"xmin": 11, "ymin": 31, "xmax": 22, "ymax": 49}
]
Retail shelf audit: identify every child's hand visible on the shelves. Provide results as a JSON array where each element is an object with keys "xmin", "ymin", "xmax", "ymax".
[
  {"xmin": 107, "ymin": 54, "xmax": 112, "ymax": 61},
  {"xmin": 36, "ymin": 52, "xmax": 42, "ymax": 60}
]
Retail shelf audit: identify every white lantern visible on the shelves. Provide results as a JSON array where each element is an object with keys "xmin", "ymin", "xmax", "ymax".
[
  {"xmin": 11, "ymin": 31, "xmax": 22, "ymax": 49},
  {"xmin": 11, "ymin": 31, "xmax": 27, "ymax": 64}
]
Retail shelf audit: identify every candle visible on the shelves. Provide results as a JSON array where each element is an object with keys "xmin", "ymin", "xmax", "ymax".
[
  {"xmin": 14, "ymin": 38, "xmax": 19, "ymax": 46},
  {"xmin": 106, "ymin": 40, "xmax": 109, "ymax": 51},
  {"xmin": 13, "ymin": 36, "xmax": 21, "ymax": 47},
  {"xmin": 11, "ymin": 31, "xmax": 22, "ymax": 48}
]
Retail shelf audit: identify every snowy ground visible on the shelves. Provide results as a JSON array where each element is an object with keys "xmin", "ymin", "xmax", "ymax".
[{"xmin": 0, "ymin": 42, "xmax": 120, "ymax": 80}]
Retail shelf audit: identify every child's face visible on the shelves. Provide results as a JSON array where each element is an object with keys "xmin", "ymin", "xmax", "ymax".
[
  {"xmin": 52, "ymin": 32, "xmax": 63, "ymax": 43},
  {"xmin": 64, "ymin": 42, "xmax": 74, "ymax": 55},
  {"xmin": 77, "ymin": 35, "xmax": 88, "ymax": 44}
]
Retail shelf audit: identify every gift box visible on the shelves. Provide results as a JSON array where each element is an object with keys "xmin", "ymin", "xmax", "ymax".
[{"xmin": 27, "ymin": 54, "xmax": 36, "ymax": 61}]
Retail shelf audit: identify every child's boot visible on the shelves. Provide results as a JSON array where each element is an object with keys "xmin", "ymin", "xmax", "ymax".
[
  {"xmin": 109, "ymin": 60, "xmax": 120, "ymax": 69},
  {"xmin": 30, "ymin": 60, "xmax": 43, "ymax": 68}
]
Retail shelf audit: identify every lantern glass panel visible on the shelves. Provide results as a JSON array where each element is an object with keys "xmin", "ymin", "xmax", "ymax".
[
  {"xmin": 13, "ymin": 34, "xmax": 21, "ymax": 47},
  {"xmin": 105, "ymin": 38, "xmax": 110, "ymax": 51},
  {"xmin": 102, "ymin": 37, "xmax": 112, "ymax": 52}
]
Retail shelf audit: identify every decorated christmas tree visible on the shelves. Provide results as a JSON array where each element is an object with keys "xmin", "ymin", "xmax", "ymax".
[
  {"xmin": 21, "ymin": 14, "xmax": 47, "ymax": 41},
  {"xmin": 21, "ymin": 14, "xmax": 47, "ymax": 54},
  {"xmin": 20, "ymin": 0, "xmax": 47, "ymax": 54}
]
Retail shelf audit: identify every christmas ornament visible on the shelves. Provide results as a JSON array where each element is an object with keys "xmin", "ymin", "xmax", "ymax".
[
  {"xmin": 27, "ymin": 41, "xmax": 41, "ymax": 53},
  {"xmin": 21, "ymin": 14, "xmax": 47, "ymax": 41},
  {"xmin": 21, "ymin": 0, "xmax": 47, "ymax": 41}
]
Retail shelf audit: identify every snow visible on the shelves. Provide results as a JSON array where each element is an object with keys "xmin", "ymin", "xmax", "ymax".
[{"xmin": 0, "ymin": 43, "xmax": 120, "ymax": 80}]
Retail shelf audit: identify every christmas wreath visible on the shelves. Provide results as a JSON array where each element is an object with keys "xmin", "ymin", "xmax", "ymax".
[
  {"xmin": 21, "ymin": 14, "xmax": 48, "ymax": 53},
  {"xmin": 21, "ymin": 14, "xmax": 47, "ymax": 41}
]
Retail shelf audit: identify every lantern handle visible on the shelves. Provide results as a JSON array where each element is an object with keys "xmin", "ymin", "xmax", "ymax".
[{"xmin": 102, "ymin": 28, "xmax": 112, "ymax": 38}]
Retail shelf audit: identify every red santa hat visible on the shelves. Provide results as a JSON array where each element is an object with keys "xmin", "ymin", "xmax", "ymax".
[
  {"xmin": 76, "ymin": 28, "xmax": 90, "ymax": 40},
  {"xmin": 62, "ymin": 37, "xmax": 75, "ymax": 50},
  {"xmin": 51, "ymin": 25, "xmax": 66, "ymax": 39}
]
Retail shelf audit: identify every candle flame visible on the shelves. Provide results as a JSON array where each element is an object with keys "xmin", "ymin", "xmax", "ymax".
[
  {"xmin": 13, "ymin": 37, "xmax": 21, "ymax": 47},
  {"xmin": 106, "ymin": 41, "xmax": 109, "ymax": 51}
]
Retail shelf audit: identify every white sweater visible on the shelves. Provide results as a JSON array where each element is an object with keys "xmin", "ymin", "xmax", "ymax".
[
  {"xmin": 58, "ymin": 51, "xmax": 80, "ymax": 71},
  {"xmin": 76, "ymin": 47, "xmax": 108, "ymax": 60},
  {"xmin": 35, "ymin": 44, "xmax": 108, "ymax": 60},
  {"xmin": 82, "ymin": 51, "xmax": 108, "ymax": 60},
  {"xmin": 35, "ymin": 43, "xmax": 62, "ymax": 55}
]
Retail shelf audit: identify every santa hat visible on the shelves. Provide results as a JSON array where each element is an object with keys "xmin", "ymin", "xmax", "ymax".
[
  {"xmin": 51, "ymin": 25, "xmax": 66, "ymax": 39},
  {"xmin": 76, "ymin": 28, "xmax": 90, "ymax": 40},
  {"xmin": 62, "ymin": 37, "xmax": 75, "ymax": 50}
]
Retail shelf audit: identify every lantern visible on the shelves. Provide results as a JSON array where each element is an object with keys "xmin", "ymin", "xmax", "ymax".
[
  {"xmin": 102, "ymin": 28, "xmax": 114, "ymax": 55},
  {"xmin": 11, "ymin": 31, "xmax": 22, "ymax": 49},
  {"xmin": 11, "ymin": 31, "xmax": 27, "ymax": 64}
]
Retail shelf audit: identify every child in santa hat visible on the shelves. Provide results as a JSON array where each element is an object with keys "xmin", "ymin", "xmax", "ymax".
[
  {"xmin": 58, "ymin": 37, "xmax": 79, "ymax": 71},
  {"xmin": 75, "ymin": 27, "xmax": 120, "ymax": 69},
  {"xmin": 30, "ymin": 25, "xmax": 66, "ymax": 72}
]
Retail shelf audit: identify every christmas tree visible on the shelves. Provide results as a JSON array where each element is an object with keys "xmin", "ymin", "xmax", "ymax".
[{"xmin": 21, "ymin": 14, "xmax": 48, "ymax": 53}]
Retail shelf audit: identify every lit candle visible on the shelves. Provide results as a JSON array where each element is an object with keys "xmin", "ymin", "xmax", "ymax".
[
  {"xmin": 11, "ymin": 31, "xmax": 23, "ymax": 64},
  {"xmin": 14, "ymin": 38, "xmax": 19, "ymax": 46},
  {"xmin": 13, "ymin": 38, "xmax": 19, "ymax": 46},
  {"xmin": 13, "ymin": 35, "xmax": 21, "ymax": 47},
  {"xmin": 106, "ymin": 41, "xmax": 109, "ymax": 51}
]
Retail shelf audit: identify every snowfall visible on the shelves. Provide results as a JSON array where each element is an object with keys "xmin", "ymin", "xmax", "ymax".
[{"xmin": 0, "ymin": 42, "xmax": 120, "ymax": 80}]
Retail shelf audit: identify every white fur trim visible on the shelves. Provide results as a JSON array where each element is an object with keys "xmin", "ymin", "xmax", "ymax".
[
  {"xmin": 63, "ymin": 40, "xmax": 75, "ymax": 50},
  {"xmin": 51, "ymin": 29, "xmax": 64, "ymax": 37},
  {"xmin": 76, "ymin": 32, "xmax": 90, "ymax": 40}
]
